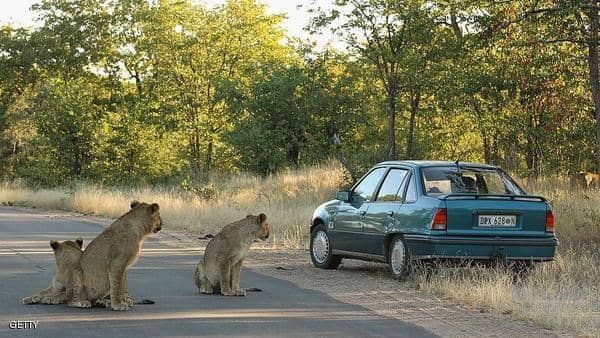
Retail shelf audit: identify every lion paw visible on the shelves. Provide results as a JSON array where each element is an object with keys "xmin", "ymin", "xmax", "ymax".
[
  {"xmin": 94, "ymin": 297, "xmax": 111, "ymax": 308},
  {"xmin": 199, "ymin": 287, "xmax": 214, "ymax": 294},
  {"xmin": 69, "ymin": 300, "xmax": 92, "ymax": 308},
  {"xmin": 40, "ymin": 296, "xmax": 60, "ymax": 304},
  {"xmin": 121, "ymin": 295, "xmax": 134, "ymax": 306},
  {"xmin": 22, "ymin": 296, "xmax": 38, "ymax": 304},
  {"xmin": 111, "ymin": 303, "xmax": 130, "ymax": 311},
  {"xmin": 221, "ymin": 289, "xmax": 245, "ymax": 296}
]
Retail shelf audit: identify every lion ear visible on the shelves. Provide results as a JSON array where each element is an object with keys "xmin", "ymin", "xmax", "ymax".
[
  {"xmin": 257, "ymin": 213, "xmax": 267, "ymax": 224},
  {"xmin": 75, "ymin": 237, "xmax": 83, "ymax": 249},
  {"xmin": 130, "ymin": 200, "xmax": 141, "ymax": 209},
  {"xmin": 50, "ymin": 240, "xmax": 59, "ymax": 250},
  {"xmin": 149, "ymin": 203, "xmax": 159, "ymax": 214}
]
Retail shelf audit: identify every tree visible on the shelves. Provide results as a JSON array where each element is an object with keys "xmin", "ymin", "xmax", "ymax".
[
  {"xmin": 310, "ymin": 0, "xmax": 457, "ymax": 160},
  {"xmin": 0, "ymin": 26, "xmax": 39, "ymax": 177},
  {"xmin": 143, "ymin": 0, "xmax": 290, "ymax": 179},
  {"xmin": 26, "ymin": 76, "xmax": 105, "ymax": 182},
  {"xmin": 486, "ymin": 0, "xmax": 600, "ymax": 171}
]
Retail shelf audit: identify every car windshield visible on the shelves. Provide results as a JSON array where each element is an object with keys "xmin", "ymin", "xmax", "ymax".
[{"xmin": 421, "ymin": 166, "xmax": 524, "ymax": 196}]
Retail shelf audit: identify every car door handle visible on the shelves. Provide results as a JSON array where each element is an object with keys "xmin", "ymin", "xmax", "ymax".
[{"xmin": 386, "ymin": 211, "xmax": 394, "ymax": 216}]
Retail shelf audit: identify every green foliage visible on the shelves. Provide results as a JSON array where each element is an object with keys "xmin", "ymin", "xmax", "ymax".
[{"xmin": 0, "ymin": 0, "xmax": 598, "ymax": 186}]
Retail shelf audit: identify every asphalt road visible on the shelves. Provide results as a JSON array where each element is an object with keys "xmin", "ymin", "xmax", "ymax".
[{"xmin": 0, "ymin": 207, "xmax": 437, "ymax": 337}]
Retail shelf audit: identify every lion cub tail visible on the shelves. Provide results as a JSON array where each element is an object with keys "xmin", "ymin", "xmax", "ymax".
[
  {"xmin": 135, "ymin": 299, "xmax": 155, "ymax": 305},
  {"xmin": 245, "ymin": 288, "xmax": 262, "ymax": 292}
]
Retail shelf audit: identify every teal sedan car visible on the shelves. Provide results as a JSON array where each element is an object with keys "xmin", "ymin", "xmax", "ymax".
[{"xmin": 309, "ymin": 161, "xmax": 557, "ymax": 279}]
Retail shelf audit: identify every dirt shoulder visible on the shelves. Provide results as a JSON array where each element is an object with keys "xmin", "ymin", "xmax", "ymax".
[
  {"xmin": 19, "ymin": 207, "xmax": 572, "ymax": 338},
  {"xmin": 161, "ymin": 230, "xmax": 572, "ymax": 338}
]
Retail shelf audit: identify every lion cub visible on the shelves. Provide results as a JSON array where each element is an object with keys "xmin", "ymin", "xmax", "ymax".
[
  {"xmin": 195, "ymin": 214, "xmax": 269, "ymax": 296},
  {"xmin": 23, "ymin": 238, "xmax": 91, "ymax": 308},
  {"xmin": 571, "ymin": 171, "xmax": 600, "ymax": 190},
  {"xmin": 80, "ymin": 201, "xmax": 162, "ymax": 310}
]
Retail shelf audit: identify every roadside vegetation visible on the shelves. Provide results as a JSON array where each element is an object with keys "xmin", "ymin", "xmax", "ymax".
[
  {"xmin": 0, "ymin": 163, "xmax": 345, "ymax": 248},
  {"xmin": 1, "ymin": 166, "xmax": 598, "ymax": 335},
  {"xmin": 415, "ymin": 177, "xmax": 600, "ymax": 337}
]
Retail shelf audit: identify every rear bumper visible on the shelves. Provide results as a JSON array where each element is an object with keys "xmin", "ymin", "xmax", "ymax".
[{"xmin": 404, "ymin": 234, "xmax": 558, "ymax": 261}]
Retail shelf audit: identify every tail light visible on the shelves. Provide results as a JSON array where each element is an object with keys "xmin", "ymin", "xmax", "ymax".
[
  {"xmin": 431, "ymin": 208, "xmax": 447, "ymax": 230},
  {"xmin": 545, "ymin": 210, "xmax": 555, "ymax": 233}
]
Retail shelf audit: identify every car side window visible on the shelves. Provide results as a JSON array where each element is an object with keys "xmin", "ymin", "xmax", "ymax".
[
  {"xmin": 352, "ymin": 167, "xmax": 386, "ymax": 204},
  {"xmin": 404, "ymin": 174, "xmax": 418, "ymax": 202},
  {"xmin": 376, "ymin": 169, "xmax": 409, "ymax": 202}
]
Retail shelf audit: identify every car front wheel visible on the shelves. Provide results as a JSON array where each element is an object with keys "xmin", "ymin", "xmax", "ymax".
[
  {"xmin": 310, "ymin": 224, "xmax": 341, "ymax": 269},
  {"xmin": 388, "ymin": 236, "xmax": 409, "ymax": 280}
]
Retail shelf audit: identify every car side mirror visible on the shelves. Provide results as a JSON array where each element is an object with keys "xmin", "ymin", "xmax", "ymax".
[{"xmin": 336, "ymin": 191, "xmax": 350, "ymax": 202}]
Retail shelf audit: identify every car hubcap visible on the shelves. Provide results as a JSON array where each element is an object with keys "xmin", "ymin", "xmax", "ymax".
[
  {"xmin": 312, "ymin": 231, "xmax": 329, "ymax": 264},
  {"xmin": 391, "ymin": 240, "xmax": 405, "ymax": 275}
]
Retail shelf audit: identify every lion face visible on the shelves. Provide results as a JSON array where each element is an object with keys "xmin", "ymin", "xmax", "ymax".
[
  {"xmin": 130, "ymin": 201, "xmax": 163, "ymax": 234},
  {"xmin": 257, "ymin": 213, "xmax": 269, "ymax": 241},
  {"xmin": 146, "ymin": 203, "xmax": 162, "ymax": 233},
  {"xmin": 50, "ymin": 238, "xmax": 83, "ymax": 252},
  {"xmin": 49, "ymin": 238, "xmax": 84, "ymax": 262}
]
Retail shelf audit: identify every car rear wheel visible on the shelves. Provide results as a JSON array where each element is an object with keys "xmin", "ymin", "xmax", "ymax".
[
  {"xmin": 388, "ymin": 236, "xmax": 409, "ymax": 280},
  {"xmin": 310, "ymin": 224, "xmax": 341, "ymax": 269}
]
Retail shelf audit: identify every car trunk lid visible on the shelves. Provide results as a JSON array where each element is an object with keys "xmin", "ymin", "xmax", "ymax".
[{"xmin": 442, "ymin": 194, "xmax": 548, "ymax": 237}]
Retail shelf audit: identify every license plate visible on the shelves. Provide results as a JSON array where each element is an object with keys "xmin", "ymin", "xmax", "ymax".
[{"xmin": 478, "ymin": 215, "xmax": 517, "ymax": 227}]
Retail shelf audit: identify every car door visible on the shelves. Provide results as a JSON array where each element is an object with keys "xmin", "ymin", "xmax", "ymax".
[
  {"xmin": 361, "ymin": 168, "xmax": 410, "ymax": 256},
  {"xmin": 394, "ymin": 171, "xmax": 427, "ymax": 235},
  {"xmin": 330, "ymin": 167, "xmax": 387, "ymax": 253}
]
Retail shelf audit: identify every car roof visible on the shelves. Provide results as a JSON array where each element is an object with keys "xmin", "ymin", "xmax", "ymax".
[{"xmin": 376, "ymin": 160, "xmax": 500, "ymax": 169}]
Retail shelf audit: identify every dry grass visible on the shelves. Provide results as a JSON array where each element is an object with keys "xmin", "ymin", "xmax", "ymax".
[
  {"xmin": 415, "ymin": 177, "xmax": 600, "ymax": 337},
  {"xmin": 1, "ymin": 167, "xmax": 598, "ymax": 335},
  {"xmin": 415, "ymin": 251, "xmax": 599, "ymax": 336},
  {"xmin": 0, "ymin": 163, "xmax": 344, "ymax": 248}
]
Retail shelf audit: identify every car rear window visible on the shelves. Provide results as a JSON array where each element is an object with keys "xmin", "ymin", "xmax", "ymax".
[{"xmin": 421, "ymin": 166, "xmax": 524, "ymax": 196}]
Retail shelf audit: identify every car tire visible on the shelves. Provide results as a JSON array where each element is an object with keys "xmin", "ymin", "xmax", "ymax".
[
  {"xmin": 310, "ymin": 224, "xmax": 341, "ymax": 269},
  {"xmin": 388, "ymin": 236, "xmax": 410, "ymax": 280}
]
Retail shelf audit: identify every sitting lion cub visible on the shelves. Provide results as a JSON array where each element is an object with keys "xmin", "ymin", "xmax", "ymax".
[
  {"xmin": 80, "ymin": 201, "xmax": 162, "ymax": 310},
  {"xmin": 195, "ymin": 214, "xmax": 269, "ymax": 296},
  {"xmin": 23, "ymin": 238, "xmax": 91, "ymax": 308}
]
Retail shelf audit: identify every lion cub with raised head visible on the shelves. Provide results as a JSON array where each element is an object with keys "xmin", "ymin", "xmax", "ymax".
[
  {"xmin": 80, "ymin": 201, "xmax": 162, "ymax": 310},
  {"xmin": 195, "ymin": 214, "xmax": 269, "ymax": 296},
  {"xmin": 23, "ymin": 238, "xmax": 91, "ymax": 308}
]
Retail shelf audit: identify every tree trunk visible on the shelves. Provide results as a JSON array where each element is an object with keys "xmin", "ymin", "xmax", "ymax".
[
  {"xmin": 70, "ymin": 133, "xmax": 82, "ymax": 177},
  {"xmin": 333, "ymin": 131, "xmax": 358, "ymax": 183},
  {"xmin": 186, "ymin": 94, "xmax": 201, "ymax": 178},
  {"xmin": 407, "ymin": 90, "xmax": 420, "ymax": 159},
  {"xmin": 450, "ymin": 8, "xmax": 463, "ymax": 42},
  {"xmin": 286, "ymin": 143, "xmax": 299, "ymax": 170},
  {"xmin": 134, "ymin": 70, "xmax": 142, "ymax": 96},
  {"xmin": 482, "ymin": 132, "xmax": 491, "ymax": 164},
  {"xmin": 525, "ymin": 127, "xmax": 534, "ymax": 175},
  {"xmin": 205, "ymin": 141, "xmax": 213, "ymax": 181},
  {"xmin": 190, "ymin": 133, "xmax": 200, "ymax": 178},
  {"xmin": 12, "ymin": 140, "xmax": 18, "ymax": 156},
  {"xmin": 491, "ymin": 132, "xmax": 500, "ymax": 165},
  {"xmin": 588, "ymin": 3, "xmax": 600, "ymax": 172},
  {"xmin": 387, "ymin": 85, "xmax": 398, "ymax": 160},
  {"xmin": 471, "ymin": 100, "xmax": 491, "ymax": 163}
]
